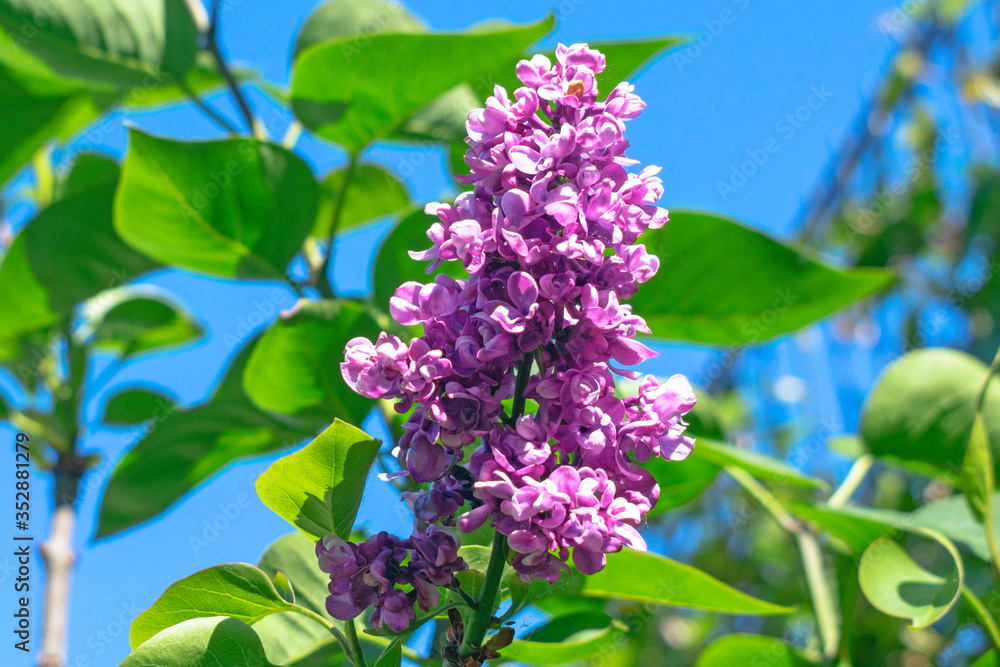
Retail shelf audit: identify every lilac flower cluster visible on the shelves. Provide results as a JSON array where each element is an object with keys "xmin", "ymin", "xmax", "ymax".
[
  {"xmin": 315, "ymin": 526, "xmax": 466, "ymax": 632},
  {"xmin": 332, "ymin": 42, "xmax": 695, "ymax": 622}
]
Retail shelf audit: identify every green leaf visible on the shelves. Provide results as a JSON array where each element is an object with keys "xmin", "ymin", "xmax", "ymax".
[
  {"xmin": 271, "ymin": 572, "xmax": 295, "ymax": 605},
  {"xmin": 242, "ymin": 300, "xmax": 379, "ymax": 423},
  {"xmin": 103, "ymin": 388, "xmax": 174, "ymax": 426},
  {"xmin": 632, "ymin": 211, "xmax": 895, "ymax": 345},
  {"xmin": 255, "ymin": 532, "xmax": 341, "ymax": 666},
  {"xmin": 372, "ymin": 208, "xmax": 465, "ymax": 309},
  {"xmin": 789, "ymin": 500, "xmax": 990, "ymax": 560},
  {"xmin": 290, "ymin": 17, "xmax": 553, "ymax": 153},
  {"xmin": 961, "ymin": 413, "xmax": 997, "ymax": 533},
  {"xmin": 312, "ymin": 164, "xmax": 410, "ymax": 238},
  {"xmin": 96, "ymin": 343, "xmax": 308, "ymax": 538},
  {"xmin": 557, "ymin": 548, "xmax": 791, "ymax": 615},
  {"xmin": 114, "ymin": 129, "xmax": 319, "ymax": 278},
  {"xmin": 89, "ymin": 289, "xmax": 202, "ymax": 358},
  {"xmin": 395, "ymin": 38, "xmax": 685, "ymax": 151},
  {"xmin": 858, "ymin": 533, "xmax": 964, "ymax": 628},
  {"xmin": 644, "ymin": 455, "xmax": 720, "ymax": 517},
  {"xmin": 256, "ymin": 419, "xmax": 381, "ymax": 541},
  {"xmin": 0, "ymin": 0, "xmax": 198, "ymax": 87},
  {"xmin": 0, "ymin": 154, "xmax": 160, "ymax": 337},
  {"xmin": 973, "ymin": 651, "xmax": 999, "ymax": 667},
  {"xmin": 692, "ymin": 439, "xmax": 826, "ymax": 489},
  {"xmin": 861, "ymin": 348, "xmax": 1000, "ymax": 479},
  {"xmin": 498, "ymin": 621, "xmax": 628, "ymax": 665},
  {"xmin": 129, "ymin": 563, "xmax": 299, "ymax": 648},
  {"xmin": 0, "ymin": 64, "xmax": 98, "ymax": 186},
  {"xmin": 372, "ymin": 639, "xmax": 403, "ymax": 667},
  {"xmin": 695, "ymin": 634, "xmax": 805, "ymax": 667},
  {"xmin": 120, "ymin": 616, "xmax": 277, "ymax": 667},
  {"xmin": 293, "ymin": 0, "xmax": 424, "ymax": 60}
]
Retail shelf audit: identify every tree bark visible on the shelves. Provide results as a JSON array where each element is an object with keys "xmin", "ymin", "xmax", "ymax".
[{"xmin": 37, "ymin": 464, "xmax": 81, "ymax": 667}]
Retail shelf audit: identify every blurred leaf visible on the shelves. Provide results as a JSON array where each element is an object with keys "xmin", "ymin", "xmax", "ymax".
[
  {"xmin": 961, "ymin": 413, "xmax": 996, "ymax": 530},
  {"xmin": 974, "ymin": 651, "xmax": 999, "ymax": 666},
  {"xmin": 633, "ymin": 211, "xmax": 895, "ymax": 345},
  {"xmin": 120, "ymin": 616, "xmax": 277, "ymax": 667},
  {"xmin": 790, "ymin": 500, "xmax": 991, "ymax": 560},
  {"xmin": 130, "ymin": 563, "xmax": 298, "ymax": 648},
  {"xmin": 0, "ymin": 154, "xmax": 159, "ymax": 338},
  {"xmin": 0, "ymin": 0, "xmax": 198, "ymax": 87},
  {"xmin": 861, "ymin": 348, "xmax": 1000, "ymax": 479},
  {"xmin": 293, "ymin": 0, "xmax": 424, "ymax": 59},
  {"xmin": 692, "ymin": 438, "xmax": 826, "ymax": 489},
  {"xmin": 290, "ymin": 17, "xmax": 553, "ymax": 153},
  {"xmin": 859, "ymin": 533, "xmax": 964, "ymax": 628},
  {"xmin": 242, "ymin": 299, "xmax": 379, "ymax": 422},
  {"xmin": 644, "ymin": 455, "xmax": 720, "ymax": 517},
  {"xmin": 90, "ymin": 290, "xmax": 202, "ymax": 358},
  {"xmin": 695, "ymin": 634, "xmax": 806, "ymax": 667},
  {"xmin": 96, "ymin": 342, "xmax": 308, "ymax": 538},
  {"xmin": 498, "ymin": 620, "xmax": 628, "ymax": 665},
  {"xmin": 312, "ymin": 164, "xmax": 410, "ymax": 238},
  {"xmin": 372, "ymin": 208, "xmax": 466, "ymax": 308},
  {"xmin": 559, "ymin": 548, "xmax": 791, "ymax": 615},
  {"xmin": 0, "ymin": 64, "xmax": 97, "ymax": 186},
  {"xmin": 103, "ymin": 388, "xmax": 174, "ymax": 426},
  {"xmin": 115, "ymin": 130, "xmax": 319, "ymax": 278},
  {"xmin": 256, "ymin": 419, "xmax": 381, "ymax": 541},
  {"xmin": 967, "ymin": 166, "xmax": 1000, "ymax": 241}
]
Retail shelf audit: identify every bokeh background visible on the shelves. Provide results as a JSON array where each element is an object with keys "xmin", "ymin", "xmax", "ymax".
[{"xmin": 1, "ymin": 0, "xmax": 997, "ymax": 665}]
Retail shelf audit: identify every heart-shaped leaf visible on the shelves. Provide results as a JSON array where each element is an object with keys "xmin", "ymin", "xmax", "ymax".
[{"xmin": 256, "ymin": 419, "xmax": 381, "ymax": 541}]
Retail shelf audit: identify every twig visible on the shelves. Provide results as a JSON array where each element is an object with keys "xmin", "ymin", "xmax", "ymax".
[
  {"xmin": 206, "ymin": 0, "xmax": 256, "ymax": 134},
  {"xmin": 313, "ymin": 155, "xmax": 358, "ymax": 297},
  {"xmin": 828, "ymin": 454, "xmax": 875, "ymax": 508},
  {"xmin": 179, "ymin": 80, "xmax": 240, "ymax": 134},
  {"xmin": 460, "ymin": 531, "xmax": 509, "ymax": 656},
  {"xmin": 725, "ymin": 466, "xmax": 840, "ymax": 660}
]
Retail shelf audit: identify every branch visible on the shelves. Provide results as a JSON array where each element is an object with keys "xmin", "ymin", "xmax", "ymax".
[
  {"xmin": 37, "ymin": 455, "xmax": 85, "ymax": 667},
  {"xmin": 460, "ymin": 530, "xmax": 509, "ymax": 657},
  {"xmin": 206, "ymin": 0, "xmax": 256, "ymax": 134},
  {"xmin": 313, "ymin": 155, "xmax": 358, "ymax": 297}
]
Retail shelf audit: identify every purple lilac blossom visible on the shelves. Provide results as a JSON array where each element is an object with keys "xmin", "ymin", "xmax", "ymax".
[{"xmin": 329, "ymin": 42, "xmax": 695, "ymax": 623}]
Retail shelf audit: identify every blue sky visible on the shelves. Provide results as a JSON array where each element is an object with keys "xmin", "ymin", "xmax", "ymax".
[{"xmin": 0, "ymin": 0, "xmax": 916, "ymax": 665}]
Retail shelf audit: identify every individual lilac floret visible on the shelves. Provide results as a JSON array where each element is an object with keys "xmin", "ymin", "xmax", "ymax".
[
  {"xmin": 338, "ymin": 42, "xmax": 695, "ymax": 587},
  {"xmin": 316, "ymin": 527, "xmax": 466, "ymax": 633}
]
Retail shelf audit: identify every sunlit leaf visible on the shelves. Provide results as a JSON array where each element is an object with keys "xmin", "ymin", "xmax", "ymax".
[
  {"xmin": 129, "ymin": 564, "xmax": 298, "ymax": 648},
  {"xmin": 290, "ymin": 17, "xmax": 553, "ymax": 153},
  {"xmin": 120, "ymin": 617, "xmax": 277, "ymax": 667},
  {"xmin": 858, "ymin": 533, "xmax": 964, "ymax": 628},
  {"xmin": 861, "ymin": 348, "xmax": 1000, "ymax": 479},
  {"xmin": 256, "ymin": 419, "xmax": 381, "ymax": 541},
  {"xmin": 114, "ymin": 130, "xmax": 319, "ymax": 278},
  {"xmin": 634, "ymin": 211, "xmax": 895, "ymax": 345}
]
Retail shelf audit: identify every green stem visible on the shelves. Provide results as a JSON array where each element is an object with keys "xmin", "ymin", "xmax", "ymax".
[
  {"xmin": 725, "ymin": 466, "xmax": 840, "ymax": 660},
  {"xmin": 291, "ymin": 607, "xmax": 353, "ymax": 661},
  {"xmin": 961, "ymin": 584, "xmax": 1000, "ymax": 653},
  {"xmin": 461, "ymin": 530, "xmax": 508, "ymax": 655},
  {"xmin": 314, "ymin": 154, "xmax": 358, "ymax": 297},
  {"xmin": 828, "ymin": 454, "xmax": 874, "ymax": 508},
  {"xmin": 345, "ymin": 619, "xmax": 369, "ymax": 667}
]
